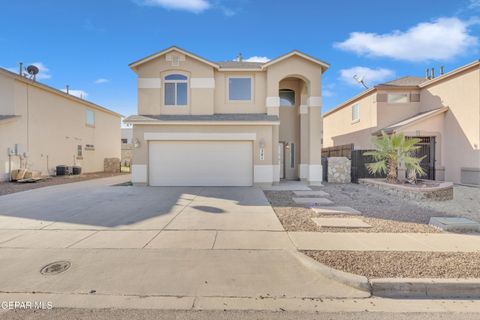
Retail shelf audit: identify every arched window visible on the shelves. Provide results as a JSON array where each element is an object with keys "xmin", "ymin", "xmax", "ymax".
[
  {"xmin": 164, "ymin": 74, "xmax": 188, "ymax": 106},
  {"xmin": 279, "ymin": 89, "xmax": 295, "ymax": 107}
]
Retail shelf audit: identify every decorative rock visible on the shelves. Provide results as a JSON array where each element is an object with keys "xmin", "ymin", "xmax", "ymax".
[
  {"xmin": 104, "ymin": 158, "xmax": 121, "ymax": 173},
  {"xmin": 327, "ymin": 157, "xmax": 351, "ymax": 184},
  {"xmin": 293, "ymin": 191, "xmax": 330, "ymax": 197},
  {"xmin": 311, "ymin": 206, "xmax": 361, "ymax": 215},
  {"xmin": 293, "ymin": 197, "xmax": 333, "ymax": 205},
  {"xmin": 311, "ymin": 217, "xmax": 372, "ymax": 228},
  {"xmin": 429, "ymin": 217, "xmax": 480, "ymax": 232}
]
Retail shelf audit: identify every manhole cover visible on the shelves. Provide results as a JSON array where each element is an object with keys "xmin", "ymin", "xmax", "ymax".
[{"xmin": 40, "ymin": 261, "xmax": 71, "ymax": 275}]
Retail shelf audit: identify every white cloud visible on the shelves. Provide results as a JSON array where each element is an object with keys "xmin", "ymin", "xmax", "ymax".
[
  {"xmin": 244, "ymin": 56, "xmax": 270, "ymax": 63},
  {"xmin": 339, "ymin": 67, "xmax": 395, "ymax": 87},
  {"xmin": 322, "ymin": 83, "xmax": 335, "ymax": 97},
  {"xmin": 61, "ymin": 89, "xmax": 88, "ymax": 99},
  {"xmin": 94, "ymin": 78, "xmax": 109, "ymax": 84},
  {"xmin": 334, "ymin": 17, "xmax": 478, "ymax": 62},
  {"xmin": 137, "ymin": 0, "xmax": 210, "ymax": 13},
  {"xmin": 469, "ymin": 0, "xmax": 480, "ymax": 9}
]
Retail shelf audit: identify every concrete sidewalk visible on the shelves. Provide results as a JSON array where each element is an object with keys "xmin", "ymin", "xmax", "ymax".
[{"xmin": 289, "ymin": 232, "xmax": 480, "ymax": 252}]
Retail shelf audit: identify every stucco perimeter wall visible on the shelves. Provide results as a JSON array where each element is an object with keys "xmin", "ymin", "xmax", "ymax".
[
  {"xmin": 0, "ymin": 75, "xmax": 121, "ymax": 181},
  {"xmin": 136, "ymin": 49, "xmax": 215, "ymax": 116},
  {"xmin": 323, "ymin": 91, "xmax": 377, "ymax": 149},
  {"xmin": 420, "ymin": 66, "xmax": 480, "ymax": 184},
  {"xmin": 131, "ymin": 124, "xmax": 276, "ymax": 184}
]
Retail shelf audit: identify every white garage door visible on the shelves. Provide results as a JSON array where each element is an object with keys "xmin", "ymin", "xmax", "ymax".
[{"xmin": 149, "ymin": 141, "xmax": 253, "ymax": 186}]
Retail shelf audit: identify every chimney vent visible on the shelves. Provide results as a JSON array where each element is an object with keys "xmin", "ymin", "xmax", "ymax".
[
  {"xmin": 66, "ymin": 85, "xmax": 70, "ymax": 94},
  {"xmin": 19, "ymin": 62, "xmax": 23, "ymax": 76},
  {"xmin": 440, "ymin": 66, "xmax": 444, "ymax": 75},
  {"xmin": 431, "ymin": 67, "xmax": 435, "ymax": 79},
  {"xmin": 425, "ymin": 68, "xmax": 430, "ymax": 79}
]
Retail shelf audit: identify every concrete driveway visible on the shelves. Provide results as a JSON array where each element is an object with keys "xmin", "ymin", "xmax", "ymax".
[{"xmin": 0, "ymin": 175, "xmax": 367, "ymax": 308}]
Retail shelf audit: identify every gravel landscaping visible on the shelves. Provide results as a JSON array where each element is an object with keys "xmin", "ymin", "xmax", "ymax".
[
  {"xmin": 303, "ymin": 250, "xmax": 480, "ymax": 278},
  {"xmin": 264, "ymin": 183, "xmax": 442, "ymax": 233},
  {"xmin": 0, "ymin": 172, "xmax": 127, "ymax": 196}
]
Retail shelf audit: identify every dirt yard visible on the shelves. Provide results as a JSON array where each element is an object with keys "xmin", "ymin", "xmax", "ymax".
[
  {"xmin": 0, "ymin": 172, "xmax": 128, "ymax": 196},
  {"xmin": 303, "ymin": 250, "xmax": 480, "ymax": 278}
]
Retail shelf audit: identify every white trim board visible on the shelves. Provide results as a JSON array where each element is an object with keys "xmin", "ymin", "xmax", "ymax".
[
  {"xmin": 144, "ymin": 132, "xmax": 257, "ymax": 141},
  {"xmin": 138, "ymin": 78, "xmax": 162, "ymax": 89},
  {"xmin": 190, "ymin": 78, "xmax": 215, "ymax": 89}
]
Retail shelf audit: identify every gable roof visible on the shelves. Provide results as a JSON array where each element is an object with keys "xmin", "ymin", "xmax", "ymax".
[
  {"xmin": 261, "ymin": 50, "xmax": 330, "ymax": 71},
  {"xmin": 129, "ymin": 45, "xmax": 219, "ymax": 70},
  {"xmin": 372, "ymin": 107, "xmax": 449, "ymax": 135},
  {"xmin": 380, "ymin": 76, "xmax": 427, "ymax": 87},
  {"xmin": 0, "ymin": 67, "xmax": 122, "ymax": 118}
]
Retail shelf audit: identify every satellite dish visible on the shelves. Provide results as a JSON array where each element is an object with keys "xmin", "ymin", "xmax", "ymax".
[
  {"xmin": 26, "ymin": 65, "xmax": 39, "ymax": 80},
  {"xmin": 353, "ymin": 74, "xmax": 369, "ymax": 89}
]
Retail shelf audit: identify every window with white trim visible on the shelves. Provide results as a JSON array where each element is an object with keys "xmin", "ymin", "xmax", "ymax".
[
  {"xmin": 228, "ymin": 77, "xmax": 252, "ymax": 101},
  {"xmin": 352, "ymin": 104, "xmax": 360, "ymax": 122},
  {"xmin": 85, "ymin": 109, "xmax": 95, "ymax": 127},
  {"xmin": 387, "ymin": 93, "xmax": 409, "ymax": 104},
  {"xmin": 164, "ymin": 74, "xmax": 188, "ymax": 106}
]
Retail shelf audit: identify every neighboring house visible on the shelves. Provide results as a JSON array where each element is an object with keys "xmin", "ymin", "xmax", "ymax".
[
  {"xmin": 121, "ymin": 127, "xmax": 133, "ymax": 166},
  {"xmin": 124, "ymin": 46, "xmax": 328, "ymax": 186},
  {"xmin": 323, "ymin": 61, "xmax": 480, "ymax": 186},
  {"xmin": 0, "ymin": 67, "xmax": 122, "ymax": 181}
]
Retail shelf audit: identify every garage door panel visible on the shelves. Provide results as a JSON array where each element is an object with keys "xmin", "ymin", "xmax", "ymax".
[{"xmin": 149, "ymin": 141, "xmax": 253, "ymax": 186}]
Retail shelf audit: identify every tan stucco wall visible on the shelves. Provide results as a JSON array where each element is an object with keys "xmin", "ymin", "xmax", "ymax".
[
  {"xmin": 0, "ymin": 74, "xmax": 121, "ymax": 181},
  {"xmin": 420, "ymin": 66, "xmax": 480, "ymax": 183},
  {"xmin": 323, "ymin": 91, "xmax": 377, "ymax": 149},
  {"xmin": 136, "ymin": 50, "xmax": 215, "ymax": 115}
]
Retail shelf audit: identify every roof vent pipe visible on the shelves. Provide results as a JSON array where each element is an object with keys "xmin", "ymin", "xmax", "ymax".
[
  {"xmin": 425, "ymin": 68, "xmax": 430, "ymax": 79},
  {"xmin": 431, "ymin": 67, "xmax": 435, "ymax": 79},
  {"xmin": 66, "ymin": 85, "xmax": 70, "ymax": 94},
  {"xmin": 19, "ymin": 62, "xmax": 23, "ymax": 76},
  {"xmin": 440, "ymin": 66, "xmax": 444, "ymax": 75}
]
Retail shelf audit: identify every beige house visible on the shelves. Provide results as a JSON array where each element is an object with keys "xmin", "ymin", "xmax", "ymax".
[
  {"xmin": 323, "ymin": 61, "xmax": 480, "ymax": 186},
  {"xmin": 0, "ymin": 67, "xmax": 122, "ymax": 181},
  {"xmin": 125, "ymin": 46, "xmax": 328, "ymax": 186}
]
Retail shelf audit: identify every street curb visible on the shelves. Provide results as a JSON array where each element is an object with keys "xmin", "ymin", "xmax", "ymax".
[
  {"xmin": 370, "ymin": 278, "xmax": 480, "ymax": 299},
  {"xmin": 290, "ymin": 250, "xmax": 371, "ymax": 294}
]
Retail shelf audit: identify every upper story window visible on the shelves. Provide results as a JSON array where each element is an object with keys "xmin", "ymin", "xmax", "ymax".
[
  {"xmin": 164, "ymin": 74, "xmax": 188, "ymax": 106},
  {"xmin": 279, "ymin": 89, "xmax": 295, "ymax": 107},
  {"xmin": 228, "ymin": 77, "xmax": 252, "ymax": 101},
  {"xmin": 387, "ymin": 93, "xmax": 409, "ymax": 104},
  {"xmin": 85, "ymin": 109, "xmax": 95, "ymax": 127},
  {"xmin": 352, "ymin": 104, "xmax": 360, "ymax": 122}
]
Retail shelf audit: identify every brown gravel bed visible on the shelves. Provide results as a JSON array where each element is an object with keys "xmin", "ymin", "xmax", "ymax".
[
  {"xmin": 0, "ymin": 172, "xmax": 127, "ymax": 196},
  {"xmin": 264, "ymin": 190, "xmax": 440, "ymax": 233},
  {"xmin": 303, "ymin": 250, "xmax": 480, "ymax": 278}
]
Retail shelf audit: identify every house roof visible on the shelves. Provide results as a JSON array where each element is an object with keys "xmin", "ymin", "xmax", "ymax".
[
  {"xmin": 372, "ymin": 107, "xmax": 449, "ymax": 135},
  {"xmin": 0, "ymin": 67, "xmax": 122, "ymax": 118},
  {"xmin": 124, "ymin": 113, "xmax": 279, "ymax": 124},
  {"xmin": 419, "ymin": 60, "xmax": 480, "ymax": 88},
  {"xmin": 216, "ymin": 61, "xmax": 264, "ymax": 69},
  {"xmin": 129, "ymin": 45, "xmax": 330, "ymax": 72},
  {"xmin": 380, "ymin": 76, "xmax": 427, "ymax": 87},
  {"xmin": 323, "ymin": 88, "xmax": 376, "ymax": 117}
]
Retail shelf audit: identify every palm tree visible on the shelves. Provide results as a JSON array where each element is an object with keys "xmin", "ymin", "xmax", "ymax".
[{"xmin": 364, "ymin": 132, "xmax": 426, "ymax": 184}]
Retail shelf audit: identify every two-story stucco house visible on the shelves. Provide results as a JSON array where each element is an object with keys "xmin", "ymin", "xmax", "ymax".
[
  {"xmin": 323, "ymin": 61, "xmax": 480, "ymax": 186},
  {"xmin": 0, "ymin": 67, "xmax": 122, "ymax": 181},
  {"xmin": 124, "ymin": 46, "xmax": 329, "ymax": 186}
]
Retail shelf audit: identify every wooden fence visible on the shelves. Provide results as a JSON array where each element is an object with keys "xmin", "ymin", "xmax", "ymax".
[{"xmin": 321, "ymin": 144, "xmax": 354, "ymax": 159}]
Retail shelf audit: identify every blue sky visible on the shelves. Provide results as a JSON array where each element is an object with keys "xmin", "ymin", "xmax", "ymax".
[{"xmin": 0, "ymin": 0, "xmax": 479, "ymax": 117}]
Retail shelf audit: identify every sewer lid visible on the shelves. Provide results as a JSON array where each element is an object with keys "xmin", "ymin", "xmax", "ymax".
[{"xmin": 40, "ymin": 261, "xmax": 71, "ymax": 275}]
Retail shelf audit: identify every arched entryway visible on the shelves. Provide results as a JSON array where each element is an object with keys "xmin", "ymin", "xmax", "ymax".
[{"xmin": 278, "ymin": 76, "xmax": 309, "ymax": 180}]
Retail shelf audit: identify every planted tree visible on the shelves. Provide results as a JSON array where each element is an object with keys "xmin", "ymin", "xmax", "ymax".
[{"xmin": 364, "ymin": 132, "xmax": 426, "ymax": 184}]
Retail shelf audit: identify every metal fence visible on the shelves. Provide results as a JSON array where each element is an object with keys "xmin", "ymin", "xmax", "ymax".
[
  {"xmin": 351, "ymin": 149, "xmax": 387, "ymax": 183},
  {"xmin": 321, "ymin": 144, "xmax": 354, "ymax": 159}
]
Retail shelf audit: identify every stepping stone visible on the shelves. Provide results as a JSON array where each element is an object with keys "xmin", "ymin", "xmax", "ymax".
[
  {"xmin": 293, "ymin": 197, "xmax": 333, "ymax": 205},
  {"xmin": 429, "ymin": 217, "xmax": 480, "ymax": 232},
  {"xmin": 311, "ymin": 206, "xmax": 361, "ymax": 215},
  {"xmin": 262, "ymin": 185, "xmax": 311, "ymax": 191},
  {"xmin": 293, "ymin": 190, "xmax": 330, "ymax": 197},
  {"xmin": 312, "ymin": 217, "xmax": 372, "ymax": 228}
]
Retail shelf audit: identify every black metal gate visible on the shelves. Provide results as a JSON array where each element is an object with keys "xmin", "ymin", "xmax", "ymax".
[
  {"xmin": 409, "ymin": 136, "xmax": 435, "ymax": 180},
  {"xmin": 351, "ymin": 150, "xmax": 387, "ymax": 183}
]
